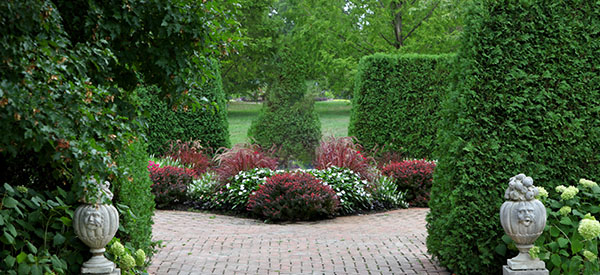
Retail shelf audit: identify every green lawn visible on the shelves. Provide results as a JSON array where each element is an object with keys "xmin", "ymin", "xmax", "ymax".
[{"xmin": 227, "ymin": 99, "xmax": 352, "ymax": 146}]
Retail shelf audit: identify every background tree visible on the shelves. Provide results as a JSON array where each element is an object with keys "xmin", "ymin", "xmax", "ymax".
[
  {"xmin": 222, "ymin": 0, "xmax": 468, "ymax": 98},
  {"xmin": 0, "ymin": 0, "xmax": 243, "ymax": 272}
]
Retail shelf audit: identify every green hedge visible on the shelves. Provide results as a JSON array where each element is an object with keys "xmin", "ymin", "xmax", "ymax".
[
  {"xmin": 348, "ymin": 53, "xmax": 453, "ymax": 159},
  {"xmin": 142, "ymin": 60, "xmax": 231, "ymax": 156},
  {"xmin": 427, "ymin": 1, "xmax": 600, "ymax": 274},
  {"xmin": 113, "ymin": 141, "xmax": 155, "ymax": 254}
]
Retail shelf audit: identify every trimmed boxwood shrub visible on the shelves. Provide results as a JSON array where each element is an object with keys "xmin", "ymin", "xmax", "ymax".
[
  {"xmin": 427, "ymin": 1, "xmax": 600, "ymax": 274},
  {"xmin": 141, "ymin": 59, "xmax": 230, "ymax": 156},
  {"xmin": 113, "ymin": 141, "xmax": 155, "ymax": 255},
  {"xmin": 248, "ymin": 75, "xmax": 321, "ymax": 163},
  {"xmin": 348, "ymin": 53, "xmax": 453, "ymax": 159}
]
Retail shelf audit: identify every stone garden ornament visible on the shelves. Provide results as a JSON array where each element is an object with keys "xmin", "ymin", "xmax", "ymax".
[
  {"xmin": 73, "ymin": 179, "xmax": 120, "ymax": 274},
  {"xmin": 500, "ymin": 174, "xmax": 548, "ymax": 274}
]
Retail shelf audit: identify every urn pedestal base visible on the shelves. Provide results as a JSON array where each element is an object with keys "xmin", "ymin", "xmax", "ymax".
[
  {"xmin": 81, "ymin": 267, "xmax": 120, "ymax": 275},
  {"xmin": 507, "ymin": 249, "xmax": 546, "ymax": 270},
  {"xmin": 503, "ymin": 265, "xmax": 548, "ymax": 275}
]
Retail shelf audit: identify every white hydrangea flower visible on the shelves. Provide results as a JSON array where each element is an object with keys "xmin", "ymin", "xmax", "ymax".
[{"xmin": 580, "ymin": 179, "xmax": 598, "ymax": 189}]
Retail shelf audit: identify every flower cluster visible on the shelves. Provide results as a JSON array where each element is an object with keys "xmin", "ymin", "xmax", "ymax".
[
  {"xmin": 558, "ymin": 206, "xmax": 572, "ymax": 216},
  {"xmin": 212, "ymin": 168, "xmax": 279, "ymax": 210},
  {"xmin": 108, "ymin": 240, "xmax": 146, "ymax": 272},
  {"xmin": 580, "ymin": 179, "xmax": 598, "ymax": 189},
  {"xmin": 560, "ymin": 186, "xmax": 579, "ymax": 201},
  {"xmin": 536, "ymin": 186, "xmax": 548, "ymax": 200},
  {"xmin": 381, "ymin": 159, "xmax": 436, "ymax": 207},
  {"xmin": 583, "ymin": 250, "xmax": 597, "ymax": 262},
  {"xmin": 578, "ymin": 214, "xmax": 600, "ymax": 240},
  {"xmin": 187, "ymin": 172, "xmax": 220, "ymax": 201},
  {"xmin": 369, "ymin": 176, "xmax": 409, "ymax": 210},
  {"xmin": 529, "ymin": 246, "xmax": 540, "ymax": 259},
  {"xmin": 247, "ymin": 172, "xmax": 339, "ymax": 221},
  {"xmin": 308, "ymin": 166, "xmax": 373, "ymax": 214},
  {"xmin": 523, "ymin": 177, "xmax": 600, "ymax": 273}
]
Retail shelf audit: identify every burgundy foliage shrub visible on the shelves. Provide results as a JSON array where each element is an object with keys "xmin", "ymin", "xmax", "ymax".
[
  {"xmin": 381, "ymin": 160, "xmax": 436, "ymax": 207},
  {"xmin": 247, "ymin": 172, "xmax": 339, "ymax": 221},
  {"xmin": 214, "ymin": 144, "xmax": 279, "ymax": 183},
  {"xmin": 164, "ymin": 140, "xmax": 212, "ymax": 175},
  {"xmin": 148, "ymin": 163, "xmax": 195, "ymax": 208},
  {"xmin": 314, "ymin": 136, "xmax": 375, "ymax": 181}
]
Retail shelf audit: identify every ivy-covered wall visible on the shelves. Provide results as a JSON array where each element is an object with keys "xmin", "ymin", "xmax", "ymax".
[
  {"xmin": 348, "ymin": 53, "xmax": 453, "ymax": 159},
  {"xmin": 427, "ymin": 1, "xmax": 600, "ymax": 274}
]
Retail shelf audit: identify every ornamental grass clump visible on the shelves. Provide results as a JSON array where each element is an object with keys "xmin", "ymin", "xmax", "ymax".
[
  {"xmin": 524, "ymin": 178, "xmax": 600, "ymax": 274},
  {"xmin": 163, "ymin": 140, "xmax": 212, "ymax": 176},
  {"xmin": 314, "ymin": 136, "xmax": 376, "ymax": 181},
  {"xmin": 381, "ymin": 159, "xmax": 436, "ymax": 207},
  {"xmin": 247, "ymin": 172, "xmax": 339, "ymax": 221},
  {"xmin": 213, "ymin": 144, "xmax": 279, "ymax": 183}
]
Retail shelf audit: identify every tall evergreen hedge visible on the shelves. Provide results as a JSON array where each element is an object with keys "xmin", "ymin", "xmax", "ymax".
[
  {"xmin": 427, "ymin": 1, "xmax": 600, "ymax": 274},
  {"xmin": 142, "ymin": 60, "xmax": 231, "ymax": 155},
  {"xmin": 348, "ymin": 53, "xmax": 453, "ymax": 159},
  {"xmin": 114, "ymin": 141, "xmax": 155, "ymax": 254}
]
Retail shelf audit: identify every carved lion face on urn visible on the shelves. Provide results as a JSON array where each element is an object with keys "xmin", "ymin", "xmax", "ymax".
[{"xmin": 517, "ymin": 205, "xmax": 535, "ymax": 227}]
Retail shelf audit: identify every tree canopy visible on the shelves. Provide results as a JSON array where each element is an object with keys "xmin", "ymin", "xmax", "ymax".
[
  {"xmin": 0, "ymin": 0, "xmax": 243, "ymax": 200},
  {"xmin": 222, "ymin": 0, "xmax": 469, "ymax": 98}
]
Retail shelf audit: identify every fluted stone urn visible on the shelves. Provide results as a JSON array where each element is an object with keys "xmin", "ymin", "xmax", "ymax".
[
  {"xmin": 73, "ymin": 181, "xmax": 120, "ymax": 274},
  {"xmin": 500, "ymin": 174, "xmax": 547, "ymax": 271}
]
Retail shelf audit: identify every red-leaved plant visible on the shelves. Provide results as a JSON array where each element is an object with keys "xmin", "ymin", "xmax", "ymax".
[
  {"xmin": 163, "ymin": 140, "xmax": 212, "ymax": 175},
  {"xmin": 314, "ymin": 136, "xmax": 376, "ymax": 181},
  {"xmin": 381, "ymin": 159, "xmax": 436, "ymax": 207},
  {"xmin": 213, "ymin": 144, "xmax": 279, "ymax": 183},
  {"xmin": 247, "ymin": 172, "xmax": 339, "ymax": 221},
  {"xmin": 148, "ymin": 164, "xmax": 195, "ymax": 208}
]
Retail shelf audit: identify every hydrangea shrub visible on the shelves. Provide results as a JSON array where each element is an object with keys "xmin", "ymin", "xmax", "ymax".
[{"xmin": 510, "ymin": 179, "xmax": 600, "ymax": 274}]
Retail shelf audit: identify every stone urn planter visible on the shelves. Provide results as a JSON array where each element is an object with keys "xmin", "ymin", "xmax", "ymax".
[
  {"xmin": 73, "ymin": 181, "xmax": 120, "ymax": 274},
  {"xmin": 500, "ymin": 174, "xmax": 547, "ymax": 271}
]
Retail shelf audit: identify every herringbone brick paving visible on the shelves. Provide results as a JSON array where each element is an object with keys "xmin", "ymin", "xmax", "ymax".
[{"xmin": 148, "ymin": 208, "xmax": 450, "ymax": 275}]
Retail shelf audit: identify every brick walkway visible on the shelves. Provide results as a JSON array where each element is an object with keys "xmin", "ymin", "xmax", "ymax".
[{"xmin": 148, "ymin": 208, "xmax": 450, "ymax": 275}]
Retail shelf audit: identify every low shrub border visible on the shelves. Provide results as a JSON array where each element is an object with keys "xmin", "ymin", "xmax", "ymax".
[
  {"xmin": 381, "ymin": 159, "xmax": 436, "ymax": 207},
  {"xmin": 247, "ymin": 172, "xmax": 339, "ymax": 221}
]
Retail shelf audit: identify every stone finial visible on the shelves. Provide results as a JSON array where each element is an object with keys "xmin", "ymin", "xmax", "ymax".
[
  {"xmin": 83, "ymin": 178, "xmax": 114, "ymax": 204},
  {"xmin": 504, "ymin": 173, "xmax": 538, "ymax": 201}
]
